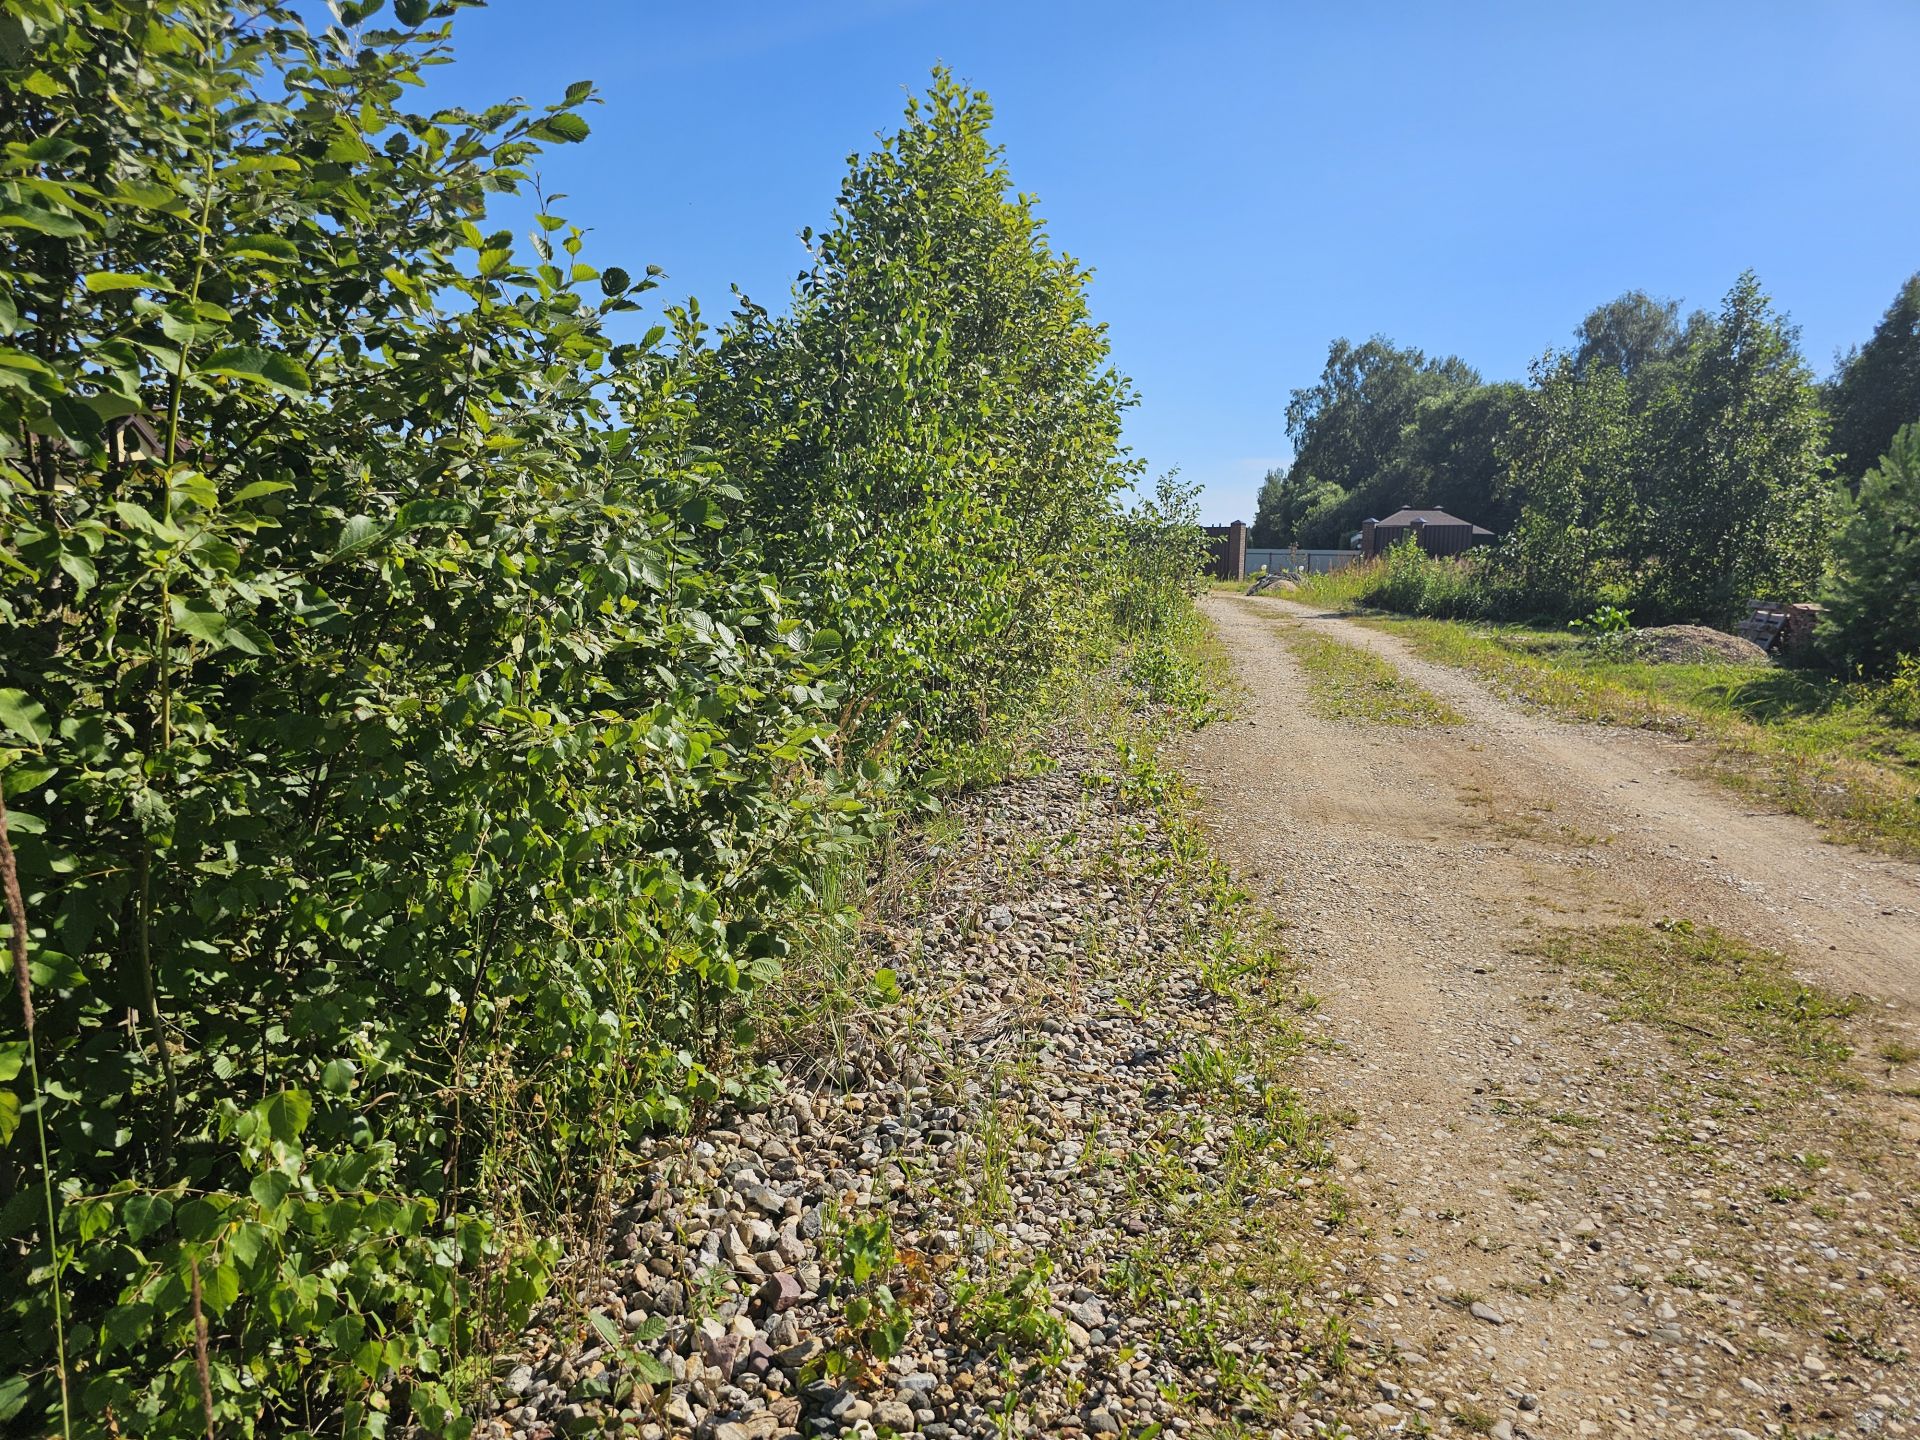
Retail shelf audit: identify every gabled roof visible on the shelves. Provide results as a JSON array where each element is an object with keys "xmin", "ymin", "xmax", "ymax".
[{"xmin": 1375, "ymin": 507, "xmax": 1494, "ymax": 536}]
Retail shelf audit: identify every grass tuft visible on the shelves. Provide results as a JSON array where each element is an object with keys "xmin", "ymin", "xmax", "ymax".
[
  {"xmin": 1535, "ymin": 920, "xmax": 1860, "ymax": 1083},
  {"xmin": 1271, "ymin": 621, "xmax": 1462, "ymax": 727}
]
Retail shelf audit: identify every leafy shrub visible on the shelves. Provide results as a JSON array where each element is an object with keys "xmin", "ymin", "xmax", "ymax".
[
  {"xmin": 1878, "ymin": 654, "xmax": 1920, "ymax": 728},
  {"xmin": 1569, "ymin": 604, "xmax": 1634, "ymax": 636},
  {"xmin": 1110, "ymin": 473, "xmax": 1210, "ymax": 639},
  {"xmin": 0, "ymin": 9, "xmax": 1132, "ymax": 1437},
  {"xmin": 949, "ymin": 1254, "xmax": 1069, "ymax": 1366},
  {"xmin": 1353, "ymin": 540, "xmax": 1487, "ymax": 619}
]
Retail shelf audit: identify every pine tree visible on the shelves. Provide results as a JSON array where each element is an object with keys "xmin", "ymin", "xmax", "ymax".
[{"xmin": 1821, "ymin": 423, "xmax": 1920, "ymax": 677}]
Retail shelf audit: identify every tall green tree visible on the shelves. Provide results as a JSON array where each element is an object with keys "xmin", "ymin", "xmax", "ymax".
[
  {"xmin": 692, "ymin": 71, "xmax": 1135, "ymax": 765},
  {"xmin": 1492, "ymin": 354, "xmax": 1640, "ymax": 616},
  {"xmin": 1820, "ymin": 422, "xmax": 1920, "ymax": 677},
  {"xmin": 1828, "ymin": 273, "xmax": 1920, "ymax": 489},
  {"xmin": 1374, "ymin": 381, "xmax": 1527, "ymax": 533},
  {"xmin": 1253, "ymin": 336, "xmax": 1478, "ymax": 545},
  {"xmin": 1572, "ymin": 289, "xmax": 1683, "ymax": 383},
  {"xmin": 0, "ymin": 3, "xmax": 861, "ymax": 1431},
  {"xmin": 1634, "ymin": 272, "xmax": 1833, "ymax": 622}
]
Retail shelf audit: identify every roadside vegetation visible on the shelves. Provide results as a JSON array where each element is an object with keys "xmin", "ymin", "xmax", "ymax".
[
  {"xmin": 0, "ymin": 6, "xmax": 1206, "ymax": 1435},
  {"xmin": 1535, "ymin": 920, "xmax": 1861, "ymax": 1086}
]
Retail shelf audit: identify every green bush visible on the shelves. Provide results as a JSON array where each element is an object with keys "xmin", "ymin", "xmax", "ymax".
[
  {"xmin": 0, "ymin": 9, "xmax": 1135, "ymax": 1436},
  {"xmin": 1110, "ymin": 473, "xmax": 1209, "ymax": 638},
  {"xmin": 1354, "ymin": 540, "xmax": 1487, "ymax": 619},
  {"xmin": 1879, "ymin": 655, "xmax": 1920, "ymax": 727}
]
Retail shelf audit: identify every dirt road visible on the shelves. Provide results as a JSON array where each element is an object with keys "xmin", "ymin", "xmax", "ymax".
[{"xmin": 1173, "ymin": 594, "xmax": 1920, "ymax": 1439}]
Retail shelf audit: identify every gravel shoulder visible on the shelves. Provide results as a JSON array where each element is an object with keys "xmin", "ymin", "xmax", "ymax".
[
  {"xmin": 474, "ymin": 718, "xmax": 1374, "ymax": 1440},
  {"xmin": 1170, "ymin": 594, "xmax": 1920, "ymax": 1439}
]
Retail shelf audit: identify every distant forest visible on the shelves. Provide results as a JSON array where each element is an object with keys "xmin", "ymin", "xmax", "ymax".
[{"xmin": 1252, "ymin": 271, "xmax": 1920, "ymax": 634}]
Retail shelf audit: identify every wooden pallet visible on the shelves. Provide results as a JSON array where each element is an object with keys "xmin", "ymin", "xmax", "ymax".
[
  {"xmin": 1736, "ymin": 603, "xmax": 1789, "ymax": 651},
  {"xmin": 1737, "ymin": 600, "xmax": 1824, "ymax": 654}
]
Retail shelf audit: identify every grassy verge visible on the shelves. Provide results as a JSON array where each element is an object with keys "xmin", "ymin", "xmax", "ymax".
[
  {"xmin": 1270, "ymin": 620, "xmax": 1462, "ymax": 727},
  {"xmin": 1086, "ymin": 639, "xmax": 1365, "ymax": 1425},
  {"xmin": 1286, "ymin": 563, "xmax": 1376, "ymax": 611},
  {"xmin": 1351, "ymin": 616, "xmax": 1920, "ymax": 858}
]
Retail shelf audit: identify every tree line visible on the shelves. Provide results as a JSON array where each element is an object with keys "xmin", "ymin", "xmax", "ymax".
[
  {"xmin": 1254, "ymin": 271, "xmax": 1920, "ymax": 668},
  {"xmin": 0, "ymin": 4, "xmax": 1179, "ymax": 1435}
]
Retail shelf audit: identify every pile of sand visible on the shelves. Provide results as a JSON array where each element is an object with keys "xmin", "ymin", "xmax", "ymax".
[{"xmin": 1621, "ymin": 624, "xmax": 1770, "ymax": 665}]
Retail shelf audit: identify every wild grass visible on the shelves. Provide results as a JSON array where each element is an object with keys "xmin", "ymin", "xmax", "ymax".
[
  {"xmin": 1352, "ymin": 617, "xmax": 1920, "ymax": 859},
  {"xmin": 1271, "ymin": 621, "xmax": 1463, "ymax": 727},
  {"xmin": 1286, "ymin": 560, "xmax": 1381, "ymax": 612},
  {"xmin": 1535, "ymin": 920, "xmax": 1860, "ymax": 1084}
]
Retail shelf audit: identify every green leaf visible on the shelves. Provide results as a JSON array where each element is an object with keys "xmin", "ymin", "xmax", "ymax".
[
  {"xmin": 200, "ymin": 345, "xmax": 310, "ymax": 397},
  {"xmin": 394, "ymin": 498, "xmax": 470, "ymax": 532},
  {"xmin": 564, "ymin": 80, "xmax": 595, "ymax": 105},
  {"xmin": 113, "ymin": 500, "xmax": 185, "ymax": 542},
  {"xmin": 174, "ymin": 1197, "xmax": 225, "ymax": 1242},
  {"xmin": 224, "ymin": 234, "xmax": 299, "ymax": 264},
  {"xmin": 263, "ymin": 1089, "xmax": 312, "ymax": 1145},
  {"xmin": 123, "ymin": 1192, "xmax": 173, "ymax": 1242},
  {"xmin": 0, "ymin": 1089, "xmax": 18, "ymax": 1148},
  {"xmin": 249, "ymin": 1170, "xmax": 292, "ymax": 1212},
  {"xmin": 230, "ymin": 479, "xmax": 292, "ymax": 503},
  {"xmin": 84, "ymin": 271, "xmax": 170, "ymax": 294},
  {"xmin": 588, "ymin": 1311, "xmax": 620, "ymax": 1347},
  {"xmin": 321, "ymin": 1059, "xmax": 355, "ymax": 1095},
  {"xmin": 532, "ymin": 113, "xmax": 590, "ymax": 144},
  {"xmin": 326, "ymin": 514, "xmax": 387, "ymax": 563},
  {"xmin": 169, "ymin": 597, "xmax": 229, "ymax": 647},
  {"xmin": 0, "ymin": 688, "xmax": 51, "ymax": 746},
  {"xmin": 200, "ymin": 1260, "xmax": 240, "ymax": 1315},
  {"xmin": 0, "ymin": 204, "xmax": 84, "ymax": 238},
  {"xmin": 395, "ymin": 0, "xmax": 431, "ymax": 24},
  {"xmin": 21, "ymin": 137, "xmax": 81, "ymax": 164},
  {"xmin": 102, "ymin": 1302, "xmax": 154, "ymax": 1353},
  {"xmin": 0, "ymin": 1374, "xmax": 25, "ymax": 1422},
  {"xmin": 599, "ymin": 266, "xmax": 631, "ymax": 297},
  {"xmin": 630, "ymin": 1352, "xmax": 673, "ymax": 1386}
]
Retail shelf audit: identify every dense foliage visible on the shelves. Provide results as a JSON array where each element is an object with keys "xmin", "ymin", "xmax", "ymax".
[
  {"xmin": 1821, "ymin": 423, "xmax": 1920, "ymax": 678},
  {"xmin": 0, "ymin": 8, "xmax": 1148, "ymax": 1437},
  {"xmin": 1828, "ymin": 273, "xmax": 1920, "ymax": 491},
  {"xmin": 1252, "ymin": 337, "xmax": 1479, "ymax": 547},
  {"xmin": 688, "ymin": 73, "xmax": 1136, "ymax": 773},
  {"xmin": 1265, "ymin": 274, "xmax": 1840, "ymax": 628}
]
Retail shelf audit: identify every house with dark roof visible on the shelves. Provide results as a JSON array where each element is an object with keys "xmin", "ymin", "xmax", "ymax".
[{"xmin": 1360, "ymin": 507, "xmax": 1496, "ymax": 561}]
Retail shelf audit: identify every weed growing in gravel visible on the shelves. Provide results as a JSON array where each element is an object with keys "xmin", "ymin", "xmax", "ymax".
[
  {"xmin": 948, "ymin": 1256, "xmax": 1071, "ymax": 1368},
  {"xmin": 821, "ymin": 1212, "xmax": 917, "ymax": 1381},
  {"xmin": 1078, "ymin": 689, "xmax": 1363, "ymax": 1424},
  {"xmin": 1272, "ymin": 622, "xmax": 1464, "ymax": 726}
]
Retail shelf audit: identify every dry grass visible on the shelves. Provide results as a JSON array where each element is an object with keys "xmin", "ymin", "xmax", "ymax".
[{"xmin": 1534, "ymin": 920, "xmax": 1861, "ymax": 1084}]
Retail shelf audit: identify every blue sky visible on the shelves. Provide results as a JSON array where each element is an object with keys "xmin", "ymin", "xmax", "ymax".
[{"xmin": 425, "ymin": 1, "xmax": 1920, "ymax": 523}]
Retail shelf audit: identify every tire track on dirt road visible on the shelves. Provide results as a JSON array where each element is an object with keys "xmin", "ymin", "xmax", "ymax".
[{"xmin": 1171, "ymin": 593, "xmax": 1920, "ymax": 1440}]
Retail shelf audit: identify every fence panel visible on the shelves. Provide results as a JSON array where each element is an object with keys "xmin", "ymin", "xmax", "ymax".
[{"xmin": 1245, "ymin": 547, "xmax": 1359, "ymax": 576}]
